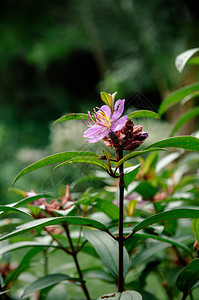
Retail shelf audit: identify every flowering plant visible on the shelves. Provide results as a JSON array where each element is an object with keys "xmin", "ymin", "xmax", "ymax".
[{"xmin": 0, "ymin": 64, "xmax": 199, "ymax": 300}]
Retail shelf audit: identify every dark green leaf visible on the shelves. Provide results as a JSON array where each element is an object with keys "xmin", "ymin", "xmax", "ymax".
[
  {"xmin": 22, "ymin": 273, "xmax": 81, "ymax": 298},
  {"xmin": 124, "ymin": 164, "xmax": 141, "ymax": 189},
  {"xmin": 158, "ymin": 83, "xmax": 199, "ymax": 116},
  {"xmin": 144, "ymin": 136, "xmax": 199, "ymax": 152},
  {"xmin": 98, "ymin": 290, "xmax": 142, "ymax": 300},
  {"xmin": 170, "ymin": 107, "xmax": 199, "ymax": 136},
  {"xmin": 128, "ymin": 110, "xmax": 160, "ymax": 120},
  {"xmin": 84, "ymin": 230, "xmax": 129, "ymax": 278},
  {"xmin": 12, "ymin": 151, "xmax": 99, "ymax": 186},
  {"xmin": 134, "ymin": 181, "xmax": 158, "ymax": 199},
  {"xmin": 54, "ymin": 113, "xmax": 88, "ymax": 123},
  {"xmin": 131, "ymin": 208, "xmax": 199, "ymax": 234},
  {"xmin": 7, "ymin": 194, "xmax": 52, "ymax": 208},
  {"xmin": 115, "ymin": 148, "xmax": 165, "ymax": 169},
  {"xmin": 175, "ymin": 48, "xmax": 199, "ymax": 73},
  {"xmin": 0, "ymin": 216, "xmax": 109, "ymax": 242},
  {"xmin": 192, "ymin": 219, "xmax": 199, "ymax": 243},
  {"xmin": 177, "ymin": 259, "xmax": 199, "ymax": 293},
  {"xmin": 53, "ymin": 156, "xmax": 109, "ymax": 172}
]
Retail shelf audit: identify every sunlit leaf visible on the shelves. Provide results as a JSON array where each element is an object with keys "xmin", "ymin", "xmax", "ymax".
[
  {"xmin": 128, "ymin": 110, "xmax": 160, "ymax": 120},
  {"xmin": 54, "ymin": 113, "xmax": 87, "ymax": 123},
  {"xmin": 158, "ymin": 83, "xmax": 199, "ymax": 116},
  {"xmin": 175, "ymin": 47, "xmax": 199, "ymax": 73},
  {"xmin": 98, "ymin": 290, "xmax": 142, "ymax": 300},
  {"xmin": 53, "ymin": 156, "xmax": 109, "ymax": 173},
  {"xmin": 84, "ymin": 230, "xmax": 129, "ymax": 278},
  {"xmin": 144, "ymin": 136, "xmax": 199, "ymax": 152},
  {"xmin": 100, "ymin": 91, "xmax": 112, "ymax": 107},
  {"xmin": 170, "ymin": 107, "xmax": 199, "ymax": 136},
  {"xmin": 188, "ymin": 56, "xmax": 199, "ymax": 65},
  {"xmin": 12, "ymin": 151, "xmax": 99, "ymax": 186},
  {"xmin": 177, "ymin": 259, "xmax": 199, "ymax": 293},
  {"xmin": 0, "ymin": 216, "xmax": 109, "ymax": 242}
]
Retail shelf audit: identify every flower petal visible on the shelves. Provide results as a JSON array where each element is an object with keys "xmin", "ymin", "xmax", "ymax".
[
  {"xmin": 83, "ymin": 125, "xmax": 104, "ymax": 138},
  {"xmin": 111, "ymin": 99, "xmax": 125, "ymax": 121},
  {"xmin": 86, "ymin": 129, "xmax": 108, "ymax": 143},
  {"xmin": 98, "ymin": 105, "xmax": 111, "ymax": 119},
  {"xmin": 111, "ymin": 115, "xmax": 128, "ymax": 132}
]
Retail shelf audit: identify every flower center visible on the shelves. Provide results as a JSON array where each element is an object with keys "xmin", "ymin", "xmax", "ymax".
[{"xmin": 95, "ymin": 110, "xmax": 111, "ymax": 128}]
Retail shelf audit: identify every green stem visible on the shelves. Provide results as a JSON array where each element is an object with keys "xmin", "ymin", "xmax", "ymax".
[
  {"xmin": 116, "ymin": 148, "xmax": 125, "ymax": 292},
  {"xmin": 63, "ymin": 224, "xmax": 91, "ymax": 300}
]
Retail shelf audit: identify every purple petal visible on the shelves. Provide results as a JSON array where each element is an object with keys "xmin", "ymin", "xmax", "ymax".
[
  {"xmin": 111, "ymin": 99, "xmax": 125, "ymax": 121},
  {"xmin": 98, "ymin": 105, "xmax": 111, "ymax": 119},
  {"xmin": 83, "ymin": 125, "xmax": 104, "ymax": 138},
  {"xmin": 111, "ymin": 115, "xmax": 128, "ymax": 132},
  {"xmin": 86, "ymin": 129, "xmax": 108, "ymax": 143}
]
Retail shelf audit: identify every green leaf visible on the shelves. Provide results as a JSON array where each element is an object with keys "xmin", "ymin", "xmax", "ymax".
[
  {"xmin": 53, "ymin": 156, "xmax": 109, "ymax": 172},
  {"xmin": 100, "ymin": 91, "xmax": 112, "ymax": 107},
  {"xmin": 128, "ymin": 110, "xmax": 160, "ymax": 120},
  {"xmin": 0, "ymin": 216, "xmax": 109, "ymax": 242},
  {"xmin": 175, "ymin": 47, "xmax": 199, "ymax": 73},
  {"xmin": 134, "ymin": 181, "xmax": 158, "ymax": 199},
  {"xmin": 144, "ymin": 136, "xmax": 199, "ymax": 152},
  {"xmin": 6, "ymin": 194, "xmax": 52, "ymax": 209},
  {"xmin": 192, "ymin": 219, "xmax": 199, "ymax": 243},
  {"xmin": 124, "ymin": 164, "xmax": 141, "ymax": 189},
  {"xmin": 115, "ymin": 148, "xmax": 165, "ymax": 169},
  {"xmin": 131, "ymin": 208, "xmax": 199, "ymax": 234},
  {"xmin": 188, "ymin": 56, "xmax": 199, "ymax": 65},
  {"xmin": 0, "ymin": 205, "xmax": 31, "ymax": 217},
  {"xmin": 22, "ymin": 273, "xmax": 81, "ymax": 298},
  {"xmin": 0, "ymin": 241, "xmax": 60, "ymax": 256},
  {"xmin": 158, "ymin": 83, "xmax": 199, "ymax": 116},
  {"xmin": 12, "ymin": 151, "xmax": 99, "ymax": 186},
  {"xmin": 177, "ymin": 259, "xmax": 199, "ymax": 293},
  {"xmin": 54, "ymin": 113, "xmax": 88, "ymax": 123},
  {"xmin": 84, "ymin": 230, "xmax": 129, "ymax": 278},
  {"xmin": 98, "ymin": 290, "xmax": 142, "ymax": 300},
  {"xmin": 170, "ymin": 107, "xmax": 199, "ymax": 136}
]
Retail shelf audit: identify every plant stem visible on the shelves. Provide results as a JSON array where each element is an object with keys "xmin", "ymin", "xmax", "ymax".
[
  {"xmin": 63, "ymin": 224, "xmax": 91, "ymax": 300},
  {"xmin": 116, "ymin": 148, "xmax": 125, "ymax": 292}
]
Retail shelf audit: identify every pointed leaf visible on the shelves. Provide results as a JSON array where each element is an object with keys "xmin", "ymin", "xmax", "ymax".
[
  {"xmin": 100, "ymin": 91, "xmax": 112, "ymax": 107},
  {"xmin": 98, "ymin": 290, "xmax": 142, "ymax": 300},
  {"xmin": 84, "ymin": 230, "xmax": 129, "ymax": 278},
  {"xmin": 175, "ymin": 47, "xmax": 199, "ymax": 73},
  {"xmin": 170, "ymin": 107, "xmax": 199, "ymax": 136},
  {"xmin": 144, "ymin": 136, "xmax": 199, "ymax": 152},
  {"xmin": 0, "ymin": 216, "xmax": 109, "ymax": 242},
  {"xmin": 54, "ymin": 113, "xmax": 88, "ymax": 123},
  {"xmin": 131, "ymin": 208, "xmax": 199, "ymax": 234},
  {"xmin": 12, "ymin": 151, "xmax": 99, "ymax": 186},
  {"xmin": 115, "ymin": 148, "xmax": 165, "ymax": 169},
  {"xmin": 0, "ymin": 205, "xmax": 31, "ymax": 217},
  {"xmin": 9, "ymin": 194, "xmax": 52, "ymax": 208},
  {"xmin": 128, "ymin": 110, "xmax": 160, "ymax": 120},
  {"xmin": 53, "ymin": 156, "xmax": 109, "ymax": 172},
  {"xmin": 158, "ymin": 83, "xmax": 199, "ymax": 116},
  {"xmin": 177, "ymin": 259, "xmax": 199, "ymax": 293},
  {"xmin": 22, "ymin": 274, "xmax": 81, "ymax": 298}
]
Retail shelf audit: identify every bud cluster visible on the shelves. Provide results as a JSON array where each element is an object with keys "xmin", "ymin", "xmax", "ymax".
[{"xmin": 103, "ymin": 119, "xmax": 148, "ymax": 151}]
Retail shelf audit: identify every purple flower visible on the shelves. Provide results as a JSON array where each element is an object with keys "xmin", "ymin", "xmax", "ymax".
[{"xmin": 83, "ymin": 100, "xmax": 128, "ymax": 143}]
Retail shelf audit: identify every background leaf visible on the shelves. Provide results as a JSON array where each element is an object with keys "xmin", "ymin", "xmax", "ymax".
[
  {"xmin": 158, "ymin": 83, "xmax": 199, "ymax": 116},
  {"xmin": 98, "ymin": 290, "xmax": 142, "ymax": 300},
  {"xmin": 84, "ymin": 230, "xmax": 129, "ymax": 278}
]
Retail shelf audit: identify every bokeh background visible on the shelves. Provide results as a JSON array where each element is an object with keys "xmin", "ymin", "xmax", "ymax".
[{"xmin": 0, "ymin": 0, "xmax": 198, "ymax": 203}]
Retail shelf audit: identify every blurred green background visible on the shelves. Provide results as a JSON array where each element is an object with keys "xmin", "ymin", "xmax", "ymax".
[{"xmin": 0, "ymin": 0, "xmax": 198, "ymax": 202}]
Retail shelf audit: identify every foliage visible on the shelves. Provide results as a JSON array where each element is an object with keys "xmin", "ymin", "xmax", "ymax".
[{"xmin": 0, "ymin": 50, "xmax": 199, "ymax": 300}]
